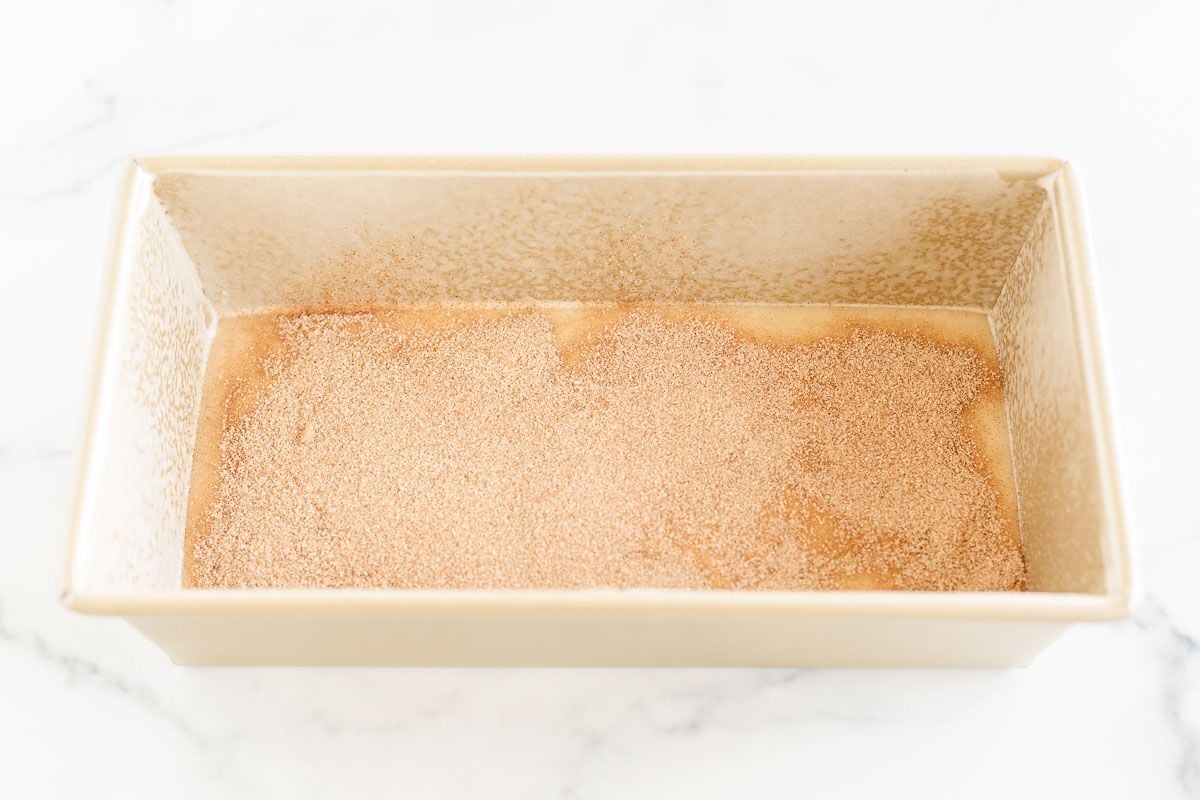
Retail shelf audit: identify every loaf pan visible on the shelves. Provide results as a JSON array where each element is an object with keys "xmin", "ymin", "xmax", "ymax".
[{"xmin": 62, "ymin": 156, "xmax": 1133, "ymax": 666}]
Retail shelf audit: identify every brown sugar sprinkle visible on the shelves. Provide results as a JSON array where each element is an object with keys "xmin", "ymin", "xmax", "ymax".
[{"xmin": 189, "ymin": 310, "xmax": 1025, "ymax": 591}]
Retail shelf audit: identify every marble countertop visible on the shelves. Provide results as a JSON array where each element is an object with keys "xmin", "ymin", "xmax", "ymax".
[{"xmin": 2, "ymin": 1, "xmax": 1198, "ymax": 797}]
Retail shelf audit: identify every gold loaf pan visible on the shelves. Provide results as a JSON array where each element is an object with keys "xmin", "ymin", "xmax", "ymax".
[{"xmin": 63, "ymin": 156, "xmax": 1132, "ymax": 667}]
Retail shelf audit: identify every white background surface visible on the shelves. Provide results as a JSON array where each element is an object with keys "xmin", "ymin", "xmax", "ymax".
[{"xmin": 2, "ymin": 1, "xmax": 1198, "ymax": 797}]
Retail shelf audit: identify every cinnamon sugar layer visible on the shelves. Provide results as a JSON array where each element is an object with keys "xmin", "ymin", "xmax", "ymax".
[{"xmin": 185, "ymin": 306, "xmax": 1025, "ymax": 591}]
